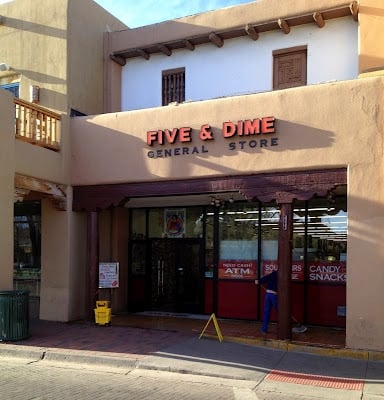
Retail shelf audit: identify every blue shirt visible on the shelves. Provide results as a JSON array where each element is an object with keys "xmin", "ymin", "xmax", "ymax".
[{"xmin": 259, "ymin": 270, "xmax": 278, "ymax": 292}]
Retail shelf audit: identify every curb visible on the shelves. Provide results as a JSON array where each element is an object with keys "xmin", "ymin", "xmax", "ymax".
[
  {"xmin": 0, "ymin": 344, "xmax": 139, "ymax": 369},
  {"xmin": 0, "ymin": 343, "xmax": 45, "ymax": 361},
  {"xmin": 209, "ymin": 334, "xmax": 384, "ymax": 361}
]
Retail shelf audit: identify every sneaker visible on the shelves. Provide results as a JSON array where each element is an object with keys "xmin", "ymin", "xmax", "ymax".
[{"xmin": 292, "ymin": 325, "xmax": 307, "ymax": 334}]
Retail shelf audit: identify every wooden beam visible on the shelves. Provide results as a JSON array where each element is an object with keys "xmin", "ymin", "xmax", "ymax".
[
  {"xmin": 209, "ymin": 32, "xmax": 224, "ymax": 48},
  {"xmin": 245, "ymin": 24, "xmax": 259, "ymax": 41},
  {"xmin": 15, "ymin": 174, "xmax": 66, "ymax": 210},
  {"xmin": 349, "ymin": 1, "xmax": 359, "ymax": 21},
  {"xmin": 184, "ymin": 39, "xmax": 195, "ymax": 51},
  {"xmin": 313, "ymin": 12, "xmax": 325, "ymax": 28},
  {"xmin": 158, "ymin": 44, "xmax": 172, "ymax": 56},
  {"xmin": 73, "ymin": 169, "xmax": 347, "ymax": 211},
  {"xmin": 14, "ymin": 188, "xmax": 30, "ymax": 203},
  {"xmin": 278, "ymin": 18, "xmax": 290, "ymax": 34},
  {"xmin": 136, "ymin": 49, "xmax": 150, "ymax": 60},
  {"xmin": 109, "ymin": 54, "xmax": 126, "ymax": 66}
]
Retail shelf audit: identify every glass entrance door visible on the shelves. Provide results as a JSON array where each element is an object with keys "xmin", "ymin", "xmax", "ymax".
[{"xmin": 150, "ymin": 239, "xmax": 203, "ymax": 313}]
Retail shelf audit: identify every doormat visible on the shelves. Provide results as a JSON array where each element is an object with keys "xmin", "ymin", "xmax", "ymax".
[{"xmin": 136, "ymin": 311, "xmax": 208, "ymax": 320}]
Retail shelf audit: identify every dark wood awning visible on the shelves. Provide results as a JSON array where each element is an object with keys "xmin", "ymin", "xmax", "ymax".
[
  {"xmin": 72, "ymin": 168, "xmax": 347, "ymax": 211},
  {"xmin": 110, "ymin": 2, "xmax": 358, "ymax": 63}
]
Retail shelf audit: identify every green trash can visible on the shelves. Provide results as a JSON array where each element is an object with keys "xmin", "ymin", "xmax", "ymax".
[{"xmin": 0, "ymin": 290, "xmax": 29, "ymax": 341}]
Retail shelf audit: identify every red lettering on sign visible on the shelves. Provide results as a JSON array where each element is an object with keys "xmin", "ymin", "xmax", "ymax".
[
  {"xmin": 147, "ymin": 131, "xmax": 158, "ymax": 146},
  {"xmin": 243, "ymin": 119, "xmax": 261, "ymax": 135},
  {"xmin": 146, "ymin": 127, "xmax": 192, "ymax": 146},
  {"xmin": 147, "ymin": 117, "xmax": 276, "ymax": 146},
  {"xmin": 222, "ymin": 117, "xmax": 276, "ymax": 138},
  {"xmin": 261, "ymin": 116, "xmax": 276, "ymax": 133},
  {"xmin": 219, "ymin": 260, "xmax": 257, "ymax": 280},
  {"xmin": 222, "ymin": 122, "xmax": 237, "ymax": 138}
]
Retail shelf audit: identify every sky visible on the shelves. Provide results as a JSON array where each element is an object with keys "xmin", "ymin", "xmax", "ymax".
[{"xmin": 94, "ymin": 0, "xmax": 255, "ymax": 28}]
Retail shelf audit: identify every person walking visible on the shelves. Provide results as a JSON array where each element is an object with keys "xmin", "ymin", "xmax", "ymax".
[{"xmin": 255, "ymin": 270, "xmax": 278, "ymax": 335}]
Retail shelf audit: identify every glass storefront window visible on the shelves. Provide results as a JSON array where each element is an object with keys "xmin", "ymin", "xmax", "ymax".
[
  {"xmin": 305, "ymin": 195, "xmax": 347, "ymax": 284},
  {"xmin": 205, "ymin": 208, "xmax": 214, "ymax": 278},
  {"xmin": 130, "ymin": 242, "xmax": 146, "ymax": 276},
  {"xmin": 260, "ymin": 205, "xmax": 280, "ymax": 278},
  {"xmin": 291, "ymin": 201, "xmax": 306, "ymax": 282},
  {"xmin": 148, "ymin": 207, "xmax": 205, "ymax": 238},
  {"xmin": 186, "ymin": 207, "xmax": 204, "ymax": 238},
  {"xmin": 131, "ymin": 209, "xmax": 146, "ymax": 239},
  {"xmin": 218, "ymin": 203, "xmax": 259, "ymax": 280},
  {"xmin": 14, "ymin": 201, "xmax": 41, "ymax": 297},
  {"xmin": 148, "ymin": 208, "xmax": 163, "ymax": 238}
]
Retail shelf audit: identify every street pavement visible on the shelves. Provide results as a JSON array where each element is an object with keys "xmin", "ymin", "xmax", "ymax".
[{"xmin": 0, "ymin": 318, "xmax": 383, "ymax": 399}]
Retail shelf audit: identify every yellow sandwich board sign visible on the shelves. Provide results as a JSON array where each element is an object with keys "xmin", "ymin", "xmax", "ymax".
[{"xmin": 199, "ymin": 313, "xmax": 223, "ymax": 342}]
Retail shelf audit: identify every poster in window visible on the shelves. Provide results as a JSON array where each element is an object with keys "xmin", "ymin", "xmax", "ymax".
[
  {"xmin": 99, "ymin": 262, "xmax": 119, "ymax": 288},
  {"xmin": 164, "ymin": 209, "xmax": 185, "ymax": 238}
]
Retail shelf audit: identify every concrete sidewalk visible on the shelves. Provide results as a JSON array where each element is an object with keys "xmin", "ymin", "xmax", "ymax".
[{"xmin": 0, "ymin": 319, "xmax": 383, "ymax": 399}]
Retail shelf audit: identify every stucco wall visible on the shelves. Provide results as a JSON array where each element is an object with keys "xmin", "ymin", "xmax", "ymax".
[
  {"xmin": 0, "ymin": 0, "xmax": 68, "ymax": 113},
  {"xmin": 71, "ymin": 77, "xmax": 384, "ymax": 350},
  {"xmin": 0, "ymin": 89, "xmax": 15, "ymax": 290},
  {"xmin": 67, "ymin": 0, "xmax": 127, "ymax": 116},
  {"xmin": 359, "ymin": 0, "xmax": 384, "ymax": 73},
  {"xmin": 122, "ymin": 17, "xmax": 357, "ymax": 111},
  {"xmin": 38, "ymin": 192, "xmax": 86, "ymax": 321},
  {"xmin": 71, "ymin": 78, "xmax": 381, "ymax": 185},
  {"xmin": 0, "ymin": 0, "xmax": 128, "ymax": 321}
]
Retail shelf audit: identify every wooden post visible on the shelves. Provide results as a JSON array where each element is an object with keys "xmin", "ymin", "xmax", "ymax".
[
  {"xmin": 277, "ymin": 202, "xmax": 293, "ymax": 340},
  {"xmin": 86, "ymin": 211, "xmax": 99, "ymax": 320}
]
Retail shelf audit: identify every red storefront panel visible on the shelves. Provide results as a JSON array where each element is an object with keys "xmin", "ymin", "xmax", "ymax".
[
  {"xmin": 306, "ymin": 284, "xmax": 346, "ymax": 326},
  {"xmin": 217, "ymin": 280, "xmax": 258, "ymax": 319}
]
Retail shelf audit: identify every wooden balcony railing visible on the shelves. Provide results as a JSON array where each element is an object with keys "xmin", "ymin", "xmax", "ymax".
[{"xmin": 14, "ymin": 98, "xmax": 61, "ymax": 151}]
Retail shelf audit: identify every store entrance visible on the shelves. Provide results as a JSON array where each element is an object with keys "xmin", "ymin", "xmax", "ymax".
[{"xmin": 150, "ymin": 239, "xmax": 203, "ymax": 313}]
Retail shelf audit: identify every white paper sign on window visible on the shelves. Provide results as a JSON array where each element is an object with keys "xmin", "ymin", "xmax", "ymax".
[{"xmin": 99, "ymin": 262, "xmax": 119, "ymax": 288}]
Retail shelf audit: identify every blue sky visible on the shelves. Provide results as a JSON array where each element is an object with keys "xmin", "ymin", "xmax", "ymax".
[{"xmin": 94, "ymin": 0, "xmax": 255, "ymax": 28}]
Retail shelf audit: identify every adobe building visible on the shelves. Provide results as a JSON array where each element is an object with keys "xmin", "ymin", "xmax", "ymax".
[
  {"xmin": 1, "ymin": 0, "xmax": 384, "ymax": 352},
  {"xmin": 0, "ymin": 0, "xmax": 126, "ymax": 319}
]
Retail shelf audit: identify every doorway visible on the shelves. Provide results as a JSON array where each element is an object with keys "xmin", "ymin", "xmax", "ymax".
[{"xmin": 150, "ymin": 239, "xmax": 203, "ymax": 313}]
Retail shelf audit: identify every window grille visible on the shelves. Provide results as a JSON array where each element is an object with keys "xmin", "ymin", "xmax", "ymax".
[{"xmin": 162, "ymin": 68, "xmax": 185, "ymax": 106}]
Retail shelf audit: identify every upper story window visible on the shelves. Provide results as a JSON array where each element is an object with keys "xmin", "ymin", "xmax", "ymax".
[
  {"xmin": 162, "ymin": 68, "xmax": 185, "ymax": 106},
  {"xmin": 273, "ymin": 46, "xmax": 307, "ymax": 90},
  {"xmin": 1, "ymin": 82, "xmax": 19, "ymax": 97}
]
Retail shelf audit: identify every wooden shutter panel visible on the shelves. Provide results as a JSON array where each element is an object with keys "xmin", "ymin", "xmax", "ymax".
[{"xmin": 273, "ymin": 46, "xmax": 307, "ymax": 90}]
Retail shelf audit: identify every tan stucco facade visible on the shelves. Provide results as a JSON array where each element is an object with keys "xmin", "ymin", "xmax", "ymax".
[
  {"xmin": 359, "ymin": 0, "xmax": 384, "ymax": 73},
  {"xmin": 1, "ymin": 0, "xmax": 384, "ymax": 351},
  {"xmin": 70, "ymin": 76, "xmax": 384, "ymax": 350},
  {"xmin": 0, "ymin": 90, "xmax": 15, "ymax": 291},
  {"xmin": 0, "ymin": 0, "xmax": 126, "ymax": 321}
]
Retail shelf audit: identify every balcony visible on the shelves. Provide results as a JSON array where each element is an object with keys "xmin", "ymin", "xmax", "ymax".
[{"xmin": 14, "ymin": 98, "xmax": 61, "ymax": 151}]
